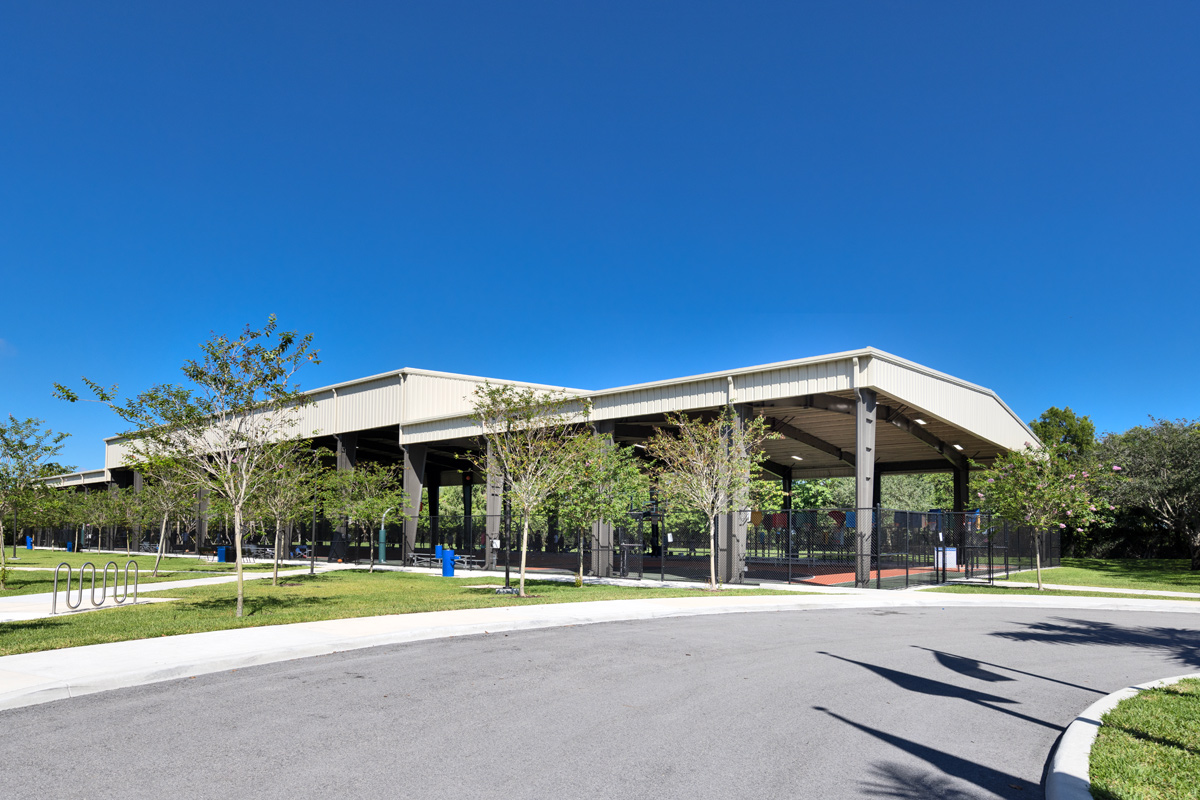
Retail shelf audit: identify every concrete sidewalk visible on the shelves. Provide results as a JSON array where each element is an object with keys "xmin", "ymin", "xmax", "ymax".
[{"xmin": 3, "ymin": 587, "xmax": 1200, "ymax": 712}]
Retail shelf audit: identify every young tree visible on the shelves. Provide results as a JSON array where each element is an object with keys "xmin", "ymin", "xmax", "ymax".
[
  {"xmin": 552, "ymin": 432, "xmax": 649, "ymax": 585},
  {"xmin": 1102, "ymin": 418, "xmax": 1200, "ymax": 569},
  {"xmin": 645, "ymin": 407, "xmax": 776, "ymax": 590},
  {"xmin": 55, "ymin": 316, "xmax": 320, "ymax": 617},
  {"xmin": 135, "ymin": 457, "xmax": 199, "ymax": 576},
  {"xmin": 973, "ymin": 441, "xmax": 1118, "ymax": 589},
  {"xmin": 0, "ymin": 416, "xmax": 70, "ymax": 588},
  {"xmin": 471, "ymin": 383, "xmax": 589, "ymax": 597},
  {"xmin": 318, "ymin": 461, "xmax": 406, "ymax": 573},
  {"xmin": 259, "ymin": 446, "xmax": 322, "ymax": 583}
]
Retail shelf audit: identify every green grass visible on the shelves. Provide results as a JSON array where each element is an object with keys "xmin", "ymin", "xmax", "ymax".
[
  {"xmin": 1004, "ymin": 558, "xmax": 1200, "ymax": 594},
  {"xmin": 923, "ymin": 585, "xmax": 1200, "ymax": 603},
  {"xmin": 0, "ymin": 571, "xmax": 803, "ymax": 656},
  {"xmin": 0, "ymin": 550, "xmax": 280, "ymax": 596},
  {"xmin": 1090, "ymin": 678, "xmax": 1200, "ymax": 800}
]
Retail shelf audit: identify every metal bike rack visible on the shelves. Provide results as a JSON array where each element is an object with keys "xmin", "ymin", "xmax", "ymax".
[{"xmin": 52, "ymin": 560, "xmax": 140, "ymax": 615}]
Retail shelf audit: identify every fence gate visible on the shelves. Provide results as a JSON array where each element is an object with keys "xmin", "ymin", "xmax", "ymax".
[{"xmin": 613, "ymin": 520, "xmax": 644, "ymax": 580}]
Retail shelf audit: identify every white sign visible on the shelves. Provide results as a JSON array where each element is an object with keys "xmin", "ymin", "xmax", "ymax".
[
  {"xmin": 667, "ymin": 533, "xmax": 674, "ymax": 543},
  {"xmin": 491, "ymin": 539, "xmax": 501, "ymax": 549}
]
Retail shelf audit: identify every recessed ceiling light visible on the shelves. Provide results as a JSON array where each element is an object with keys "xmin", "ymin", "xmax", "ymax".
[
  {"xmin": 791, "ymin": 455, "xmax": 803, "ymax": 461},
  {"xmin": 952, "ymin": 444, "xmax": 964, "ymax": 451},
  {"xmin": 914, "ymin": 418, "xmax": 927, "ymax": 425}
]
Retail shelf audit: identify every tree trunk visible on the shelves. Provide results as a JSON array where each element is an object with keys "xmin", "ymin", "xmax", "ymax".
[
  {"xmin": 153, "ymin": 514, "xmax": 168, "ymax": 577},
  {"xmin": 519, "ymin": 514, "xmax": 531, "ymax": 597},
  {"xmin": 1190, "ymin": 527, "xmax": 1200, "ymax": 571},
  {"xmin": 234, "ymin": 507, "xmax": 245, "ymax": 618},
  {"xmin": 273, "ymin": 518, "xmax": 281, "ymax": 586},
  {"xmin": 708, "ymin": 515, "xmax": 718, "ymax": 591}
]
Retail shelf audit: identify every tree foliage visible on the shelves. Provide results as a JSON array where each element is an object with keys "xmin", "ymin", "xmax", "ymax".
[
  {"xmin": 0, "ymin": 415, "xmax": 70, "ymax": 588},
  {"xmin": 319, "ymin": 459, "xmax": 406, "ymax": 572},
  {"xmin": 973, "ymin": 441, "xmax": 1119, "ymax": 587},
  {"xmin": 1102, "ymin": 418, "xmax": 1200, "ymax": 570},
  {"xmin": 551, "ymin": 432, "xmax": 649, "ymax": 582},
  {"xmin": 471, "ymin": 383, "xmax": 589, "ymax": 596},
  {"xmin": 1029, "ymin": 406, "xmax": 1096, "ymax": 460},
  {"xmin": 646, "ymin": 407, "xmax": 776, "ymax": 589},
  {"xmin": 55, "ymin": 316, "xmax": 319, "ymax": 616}
]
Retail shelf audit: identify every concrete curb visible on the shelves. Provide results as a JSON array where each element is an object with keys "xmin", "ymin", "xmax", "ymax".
[{"xmin": 1044, "ymin": 671, "xmax": 1200, "ymax": 800}]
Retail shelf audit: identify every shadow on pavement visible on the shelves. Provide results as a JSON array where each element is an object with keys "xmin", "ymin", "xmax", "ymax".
[
  {"xmin": 814, "ymin": 706, "xmax": 1036, "ymax": 799},
  {"xmin": 910, "ymin": 646, "xmax": 1106, "ymax": 694},
  {"xmin": 989, "ymin": 617, "xmax": 1200, "ymax": 669},
  {"xmin": 819, "ymin": 651, "xmax": 1061, "ymax": 730}
]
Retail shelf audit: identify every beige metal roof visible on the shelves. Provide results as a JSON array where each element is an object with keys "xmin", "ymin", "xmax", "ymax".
[{"xmin": 83, "ymin": 347, "xmax": 1034, "ymax": 479}]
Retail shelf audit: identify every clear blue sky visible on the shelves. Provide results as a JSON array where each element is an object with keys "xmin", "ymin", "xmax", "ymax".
[{"xmin": 2, "ymin": 1, "xmax": 1198, "ymax": 471}]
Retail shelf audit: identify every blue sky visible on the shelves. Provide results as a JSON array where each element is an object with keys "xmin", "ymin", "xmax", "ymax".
[{"xmin": 2, "ymin": 1, "xmax": 1198, "ymax": 470}]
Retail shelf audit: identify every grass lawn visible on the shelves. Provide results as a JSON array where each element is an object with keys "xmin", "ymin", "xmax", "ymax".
[
  {"xmin": 1089, "ymin": 678, "xmax": 1200, "ymax": 800},
  {"xmin": 1004, "ymin": 558, "xmax": 1200, "ymax": 594},
  {"xmin": 923, "ymin": 585, "xmax": 1200, "ymax": 603},
  {"xmin": 0, "ymin": 550, "xmax": 280, "ymax": 596},
  {"xmin": 0, "ymin": 571, "xmax": 803, "ymax": 656}
]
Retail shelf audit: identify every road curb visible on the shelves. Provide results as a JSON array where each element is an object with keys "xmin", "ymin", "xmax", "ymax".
[{"xmin": 1044, "ymin": 671, "xmax": 1200, "ymax": 800}]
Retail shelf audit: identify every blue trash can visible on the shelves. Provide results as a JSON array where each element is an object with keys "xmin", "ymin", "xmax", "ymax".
[
  {"xmin": 217, "ymin": 546, "xmax": 232, "ymax": 563},
  {"xmin": 442, "ymin": 548, "xmax": 456, "ymax": 577},
  {"xmin": 26, "ymin": 536, "xmax": 33, "ymax": 549},
  {"xmin": 67, "ymin": 541, "xmax": 75, "ymax": 552}
]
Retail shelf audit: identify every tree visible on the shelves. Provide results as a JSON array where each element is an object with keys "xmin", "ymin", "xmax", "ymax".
[
  {"xmin": 318, "ymin": 460, "xmax": 406, "ymax": 573},
  {"xmin": 552, "ymin": 432, "xmax": 649, "ymax": 585},
  {"xmin": 134, "ymin": 456, "xmax": 199, "ymax": 576},
  {"xmin": 645, "ymin": 407, "xmax": 776, "ymax": 590},
  {"xmin": 1102, "ymin": 418, "xmax": 1200, "ymax": 570},
  {"xmin": 749, "ymin": 477, "xmax": 786, "ymax": 510},
  {"xmin": 0, "ymin": 416, "xmax": 70, "ymax": 588},
  {"xmin": 790, "ymin": 479, "xmax": 835, "ymax": 509},
  {"xmin": 55, "ymin": 316, "xmax": 319, "ymax": 617},
  {"xmin": 973, "ymin": 441, "xmax": 1118, "ymax": 589},
  {"xmin": 256, "ymin": 446, "xmax": 322, "ymax": 583},
  {"xmin": 471, "ymin": 383, "xmax": 589, "ymax": 597},
  {"xmin": 1029, "ymin": 407, "xmax": 1096, "ymax": 461}
]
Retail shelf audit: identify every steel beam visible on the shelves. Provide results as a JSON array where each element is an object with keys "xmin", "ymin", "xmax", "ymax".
[
  {"xmin": 402, "ymin": 443, "xmax": 426, "ymax": 556},
  {"xmin": 882, "ymin": 409, "xmax": 968, "ymax": 471},
  {"xmin": 762, "ymin": 416, "xmax": 855, "ymax": 466},
  {"xmin": 855, "ymin": 388, "xmax": 877, "ymax": 588}
]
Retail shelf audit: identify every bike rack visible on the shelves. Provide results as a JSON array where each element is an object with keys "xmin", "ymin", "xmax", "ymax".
[{"xmin": 52, "ymin": 561, "xmax": 140, "ymax": 615}]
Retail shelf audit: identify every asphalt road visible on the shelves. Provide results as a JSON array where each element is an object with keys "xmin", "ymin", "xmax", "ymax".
[{"xmin": 4, "ymin": 606, "xmax": 1199, "ymax": 800}]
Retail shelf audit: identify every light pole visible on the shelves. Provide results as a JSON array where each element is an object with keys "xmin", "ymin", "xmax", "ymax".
[{"xmin": 379, "ymin": 507, "xmax": 395, "ymax": 565}]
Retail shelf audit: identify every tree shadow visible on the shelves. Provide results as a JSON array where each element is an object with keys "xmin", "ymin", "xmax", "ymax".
[
  {"xmin": 186, "ymin": 593, "xmax": 332, "ymax": 617},
  {"xmin": 814, "ymin": 706, "xmax": 1036, "ymax": 799},
  {"xmin": 818, "ymin": 651, "xmax": 1060, "ymax": 730},
  {"xmin": 989, "ymin": 617, "xmax": 1200, "ymax": 669},
  {"xmin": 910, "ymin": 646, "xmax": 1105, "ymax": 694}
]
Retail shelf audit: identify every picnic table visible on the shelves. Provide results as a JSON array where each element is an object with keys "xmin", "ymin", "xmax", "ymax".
[{"xmin": 407, "ymin": 552, "xmax": 484, "ymax": 570}]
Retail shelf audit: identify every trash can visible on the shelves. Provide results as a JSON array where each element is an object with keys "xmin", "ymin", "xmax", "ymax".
[
  {"xmin": 217, "ymin": 546, "xmax": 233, "ymax": 563},
  {"xmin": 26, "ymin": 536, "xmax": 33, "ymax": 549},
  {"xmin": 67, "ymin": 541, "xmax": 75, "ymax": 552},
  {"xmin": 442, "ymin": 548, "xmax": 456, "ymax": 577}
]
